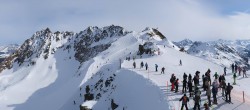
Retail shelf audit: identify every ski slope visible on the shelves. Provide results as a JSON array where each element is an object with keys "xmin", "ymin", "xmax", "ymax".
[{"xmin": 122, "ymin": 44, "xmax": 250, "ymax": 110}]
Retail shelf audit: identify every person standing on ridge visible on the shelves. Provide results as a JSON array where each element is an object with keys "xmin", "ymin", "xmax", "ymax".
[
  {"xmin": 238, "ymin": 66, "xmax": 242, "ymax": 76},
  {"xmin": 225, "ymin": 83, "xmax": 233, "ymax": 103},
  {"xmin": 179, "ymin": 94, "xmax": 189, "ymax": 110},
  {"xmin": 212, "ymin": 80, "xmax": 219, "ymax": 104},
  {"xmin": 170, "ymin": 74, "xmax": 176, "ymax": 91},
  {"xmin": 179, "ymin": 59, "xmax": 182, "ymax": 66},
  {"xmin": 183, "ymin": 73, "xmax": 188, "ymax": 80},
  {"xmin": 175, "ymin": 78, "xmax": 179, "ymax": 93},
  {"xmin": 233, "ymin": 72, "xmax": 237, "ymax": 85},
  {"xmin": 145, "ymin": 62, "xmax": 148, "ymax": 70},
  {"xmin": 188, "ymin": 76, "xmax": 193, "ymax": 97},
  {"xmin": 182, "ymin": 78, "xmax": 187, "ymax": 93},
  {"xmin": 224, "ymin": 67, "xmax": 227, "ymax": 75},
  {"xmin": 140, "ymin": 61, "xmax": 144, "ymax": 69},
  {"xmin": 243, "ymin": 67, "xmax": 247, "ymax": 78},
  {"xmin": 206, "ymin": 82, "xmax": 212, "ymax": 106},
  {"xmin": 155, "ymin": 64, "xmax": 158, "ymax": 72},
  {"xmin": 161, "ymin": 67, "xmax": 165, "ymax": 74},
  {"xmin": 193, "ymin": 88, "xmax": 201, "ymax": 110},
  {"xmin": 231, "ymin": 63, "xmax": 235, "ymax": 73},
  {"xmin": 213, "ymin": 72, "xmax": 218, "ymax": 80},
  {"xmin": 235, "ymin": 64, "xmax": 238, "ymax": 73},
  {"xmin": 133, "ymin": 61, "xmax": 136, "ymax": 68}
]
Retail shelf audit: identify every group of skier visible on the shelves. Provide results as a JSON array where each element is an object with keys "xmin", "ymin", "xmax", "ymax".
[
  {"xmin": 177, "ymin": 68, "xmax": 234, "ymax": 110},
  {"xmin": 133, "ymin": 61, "xmax": 167, "ymax": 74},
  {"xmin": 131, "ymin": 60, "xmax": 248, "ymax": 110},
  {"xmin": 231, "ymin": 63, "xmax": 247, "ymax": 78}
]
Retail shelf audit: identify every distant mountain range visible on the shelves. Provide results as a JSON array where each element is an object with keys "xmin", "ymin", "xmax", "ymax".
[
  {"xmin": 0, "ymin": 44, "xmax": 19, "ymax": 62},
  {"xmin": 173, "ymin": 39, "xmax": 250, "ymax": 68}
]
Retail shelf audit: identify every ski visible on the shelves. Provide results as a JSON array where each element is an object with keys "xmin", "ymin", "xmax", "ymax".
[{"xmin": 221, "ymin": 98, "xmax": 234, "ymax": 104}]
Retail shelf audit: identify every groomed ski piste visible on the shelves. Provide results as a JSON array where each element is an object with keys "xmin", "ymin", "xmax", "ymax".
[{"xmin": 0, "ymin": 27, "xmax": 250, "ymax": 110}]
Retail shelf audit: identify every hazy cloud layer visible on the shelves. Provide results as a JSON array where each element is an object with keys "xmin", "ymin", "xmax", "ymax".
[{"xmin": 1, "ymin": 0, "xmax": 250, "ymax": 44}]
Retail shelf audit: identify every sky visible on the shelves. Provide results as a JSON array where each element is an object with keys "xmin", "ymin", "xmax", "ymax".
[{"xmin": 1, "ymin": 0, "xmax": 250, "ymax": 45}]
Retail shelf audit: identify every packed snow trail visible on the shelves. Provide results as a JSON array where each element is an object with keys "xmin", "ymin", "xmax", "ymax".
[{"xmin": 122, "ymin": 45, "xmax": 250, "ymax": 110}]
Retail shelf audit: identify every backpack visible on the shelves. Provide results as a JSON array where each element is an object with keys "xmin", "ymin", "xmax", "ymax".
[
  {"xmin": 183, "ymin": 96, "xmax": 187, "ymax": 102},
  {"xmin": 175, "ymin": 80, "xmax": 178, "ymax": 86},
  {"xmin": 170, "ymin": 78, "xmax": 173, "ymax": 83}
]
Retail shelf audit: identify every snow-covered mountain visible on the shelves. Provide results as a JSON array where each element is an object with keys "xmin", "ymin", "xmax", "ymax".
[
  {"xmin": 0, "ymin": 44, "xmax": 19, "ymax": 63},
  {"xmin": 173, "ymin": 39, "xmax": 193, "ymax": 50},
  {"xmin": 0, "ymin": 25, "xmax": 176, "ymax": 110},
  {"xmin": 174, "ymin": 39, "xmax": 250, "ymax": 68},
  {"xmin": 1, "ymin": 25, "xmax": 250, "ymax": 110}
]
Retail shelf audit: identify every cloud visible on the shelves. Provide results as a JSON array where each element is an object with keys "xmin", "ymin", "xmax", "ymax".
[{"xmin": 0, "ymin": 0, "xmax": 250, "ymax": 44}]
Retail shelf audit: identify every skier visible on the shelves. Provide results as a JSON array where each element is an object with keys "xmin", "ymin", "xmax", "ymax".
[
  {"xmin": 179, "ymin": 94, "xmax": 189, "ymax": 110},
  {"xmin": 218, "ymin": 75, "xmax": 222, "ymax": 84},
  {"xmin": 202, "ymin": 75, "xmax": 206, "ymax": 90},
  {"xmin": 175, "ymin": 78, "xmax": 179, "ymax": 93},
  {"xmin": 238, "ymin": 66, "xmax": 242, "ymax": 76},
  {"xmin": 195, "ymin": 71, "xmax": 200, "ymax": 85},
  {"xmin": 145, "ymin": 62, "xmax": 148, "ymax": 70},
  {"xmin": 212, "ymin": 80, "xmax": 219, "ymax": 104},
  {"xmin": 193, "ymin": 74, "xmax": 199, "ymax": 88},
  {"xmin": 231, "ymin": 63, "xmax": 235, "ymax": 73},
  {"xmin": 204, "ymin": 76, "xmax": 209, "ymax": 91},
  {"xmin": 188, "ymin": 74, "xmax": 192, "ymax": 81},
  {"xmin": 213, "ymin": 72, "xmax": 218, "ymax": 80},
  {"xmin": 155, "ymin": 64, "xmax": 158, "ymax": 72},
  {"xmin": 188, "ymin": 78, "xmax": 193, "ymax": 97},
  {"xmin": 235, "ymin": 64, "xmax": 238, "ymax": 73},
  {"xmin": 182, "ymin": 78, "xmax": 187, "ymax": 93},
  {"xmin": 193, "ymin": 88, "xmax": 201, "ymax": 110},
  {"xmin": 179, "ymin": 59, "xmax": 182, "ymax": 66},
  {"xmin": 140, "ymin": 61, "xmax": 144, "ymax": 68},
  {"xmin": 133, "ymin": 61, "xmax": 136, "ymax": 68},
  {"xmin": 243, "ymin": 67, "xmax": 247, "ymax": 78},
  {"xmin": 205, "ymin": 69, "xmax": 211, "ymax": 85},
  {"xmin": 225, "ymin": 83, "xmax": 233, "ymax": 103},
  {"xmin": 206, "ymin": 82, "xmax": 212, "ymax": 106},
  {"xmin": 170, "ymin": 74, "xmax": 176, "ymax": 91},
  {"xmin": 233, "ymin": 72, "xmax": 237, "ymax": 85},
  {"xmin": 161, "ymin": 67, "xmax": 165, "ymax": 74},
  {"xmin": 221, "ymin": 80, "xmax": 226, "ymax": 97},
  {"xmin": 183, "ymin": 72, "xmax": 188, "ymax": 80},
  {"xmin": 224, "ymin": 67, "xmax": 227, "ymax": 75}
]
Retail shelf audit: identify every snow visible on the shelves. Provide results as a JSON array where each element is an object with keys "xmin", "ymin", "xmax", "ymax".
[
  {"xmin": 0, "ymin": 26, "xmax": 250, "ymax": 110},
  {"xmin": 81, "ymin": 101, "xmax": 97, "ymax": 109}
]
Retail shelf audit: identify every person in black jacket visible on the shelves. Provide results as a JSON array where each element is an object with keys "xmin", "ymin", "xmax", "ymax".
[
  {"xmin": 179, "ymin": 94, "xmax": 189, "ymax": 110},
  {"xmin": 188, "ymin": 78, "xmax": 193, "ymax": 97},
  {"xmin": 231, "ymin": 64, "xmax": 235, "ymax": 73},
  {"xmin": 175, "ymin": 79, "xmax": 179, "ymax": 93},
  {"xmin": 183, "ymin": 73, "xmax": 188, "ymax": 80},
  {"xmin": 188, "ymin": 74, "xmax": 192, "ymax": 81},
  {"xmin": 235, "ymin": 64, "xmax": 238, "ymax": 73},
  {"xmin": 182, "ymin": 78, "xmax": 187, "ymax": 93},
  {"xmin": 225, "ymin": 83, "xmax": 233, "ymax": 102}
]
